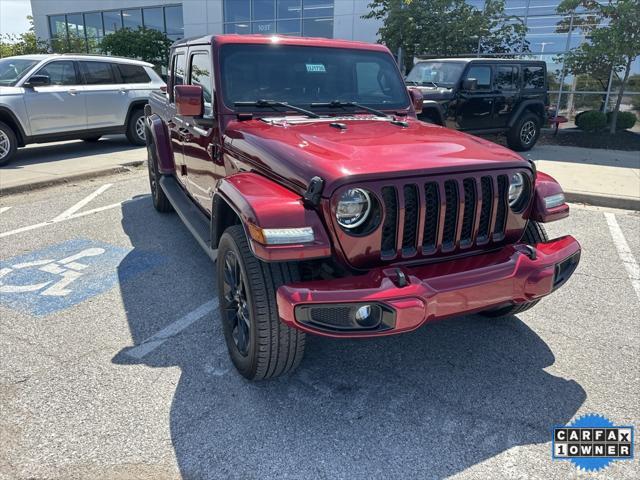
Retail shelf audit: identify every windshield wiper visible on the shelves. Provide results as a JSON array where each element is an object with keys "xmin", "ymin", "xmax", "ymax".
[
  {"xmin": 310, "ymin": 100, "xmax": 389, "ymax": 118},
  {"xmin": 422, "ymin": 81, "xmax": 439, "ymax": 88},
  {"xmin": 234, "ymin": 99, "xmax": 320, "ymax": 118}
]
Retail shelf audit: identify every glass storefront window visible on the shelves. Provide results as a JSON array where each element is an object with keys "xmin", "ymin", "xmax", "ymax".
[
  {"xmin": 143, "ymin": 7, "xmax": 164, "ymax": 32},
  {"xmin": 165, "ymin": 5, "xmax": 184, "ymax": 35},
  {"xmin": 122, "ymin": 9, "xmax": 143, "ymax": 30},
  {"xmin": 66, "ymin": 14, "xmax": 84, "ymax": 37},
  {"xmin": 84, "ymin": 12, "xmax": 103, "ymax": 38},
  {"xmin": 302, "ymin": 18, "xmax": 333, "ymax": 38},
  {"xmin": 225, "ymin": 22, "xmax": 251, "ymax": 34},
  {"xmin": 224, "ymin": 0, "xmax": 250, "ymax": 23},
  {"xmin": 303, "ymin": 0, "xmax": 333, "ymax": 19},
  {"xmin": 277, "ymin": 18, "xmax": 301, "ymax": 35},
  {"xmin": 103, "ymin": 10, "xmax": 122, "ymax": 34},
  {"xmin": 252, "ymin": 21, "xmax": 276, "ymax": 34},
  {"xmin": 253, "ymin": 0, "xmax": 275, "ymax": 21},
  {"xmin": 278, "ymin": 0, "xmax": 301, "ymax": 20},
  {"xmin": 49, "ymin": 15, "xmax": 66, "ymax": 37}
]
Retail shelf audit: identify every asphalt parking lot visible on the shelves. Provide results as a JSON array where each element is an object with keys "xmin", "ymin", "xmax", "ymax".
[{"xmin": 0, "ymin": 170, "xmax": 639, "ymax": 479}]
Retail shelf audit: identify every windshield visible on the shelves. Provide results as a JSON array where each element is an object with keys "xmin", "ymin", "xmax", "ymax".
[
  {"xmin": 220, "ymin": 44, "xmax": 409, "ymax": 112},
  {"xmin": 405, "ymin": 62, "xmax": 465, "ymax": 88},
  {"xmin": 0, "ymin": 58, "xmax": 39, "ymax": 86}
]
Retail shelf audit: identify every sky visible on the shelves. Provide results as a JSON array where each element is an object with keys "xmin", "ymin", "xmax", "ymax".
[{"xmin": 0, "ymin": 0, "xmax": 32, "ymax": 36}]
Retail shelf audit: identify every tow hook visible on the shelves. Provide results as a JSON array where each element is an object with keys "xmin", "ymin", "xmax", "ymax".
[
  {"xmin": 394, "ymin": 268, "xmax": 408, "ymax": 288},
  {"xmin": 519, "ymin": 244, "xmax": 537, "ymax": 260}
]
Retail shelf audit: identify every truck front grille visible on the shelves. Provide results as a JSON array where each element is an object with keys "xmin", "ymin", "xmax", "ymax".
[{"xmin": 380, "ymin": 174, "xmax": 510, "ymax": 260}]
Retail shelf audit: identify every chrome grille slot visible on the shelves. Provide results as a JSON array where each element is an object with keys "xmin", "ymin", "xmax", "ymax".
[
  {"xmin": 477, "ymin": 176, "xmax": 493, "ymax": 243},
  {"xmin": 422, "ymin": 182, "xmax": 439, "ymax": 253},
  {"xmin": 494, "ymin": 175, "xmax": 508, "ymax": 239},
  {"xmin": 460, "ymin": 178, "xmax": 476, "ymax": 246}
]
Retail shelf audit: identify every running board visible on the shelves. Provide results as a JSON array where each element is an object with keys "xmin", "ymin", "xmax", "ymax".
[{"xmin": 159, "ymin": 176, "xmax": 218, "ymax": 262}]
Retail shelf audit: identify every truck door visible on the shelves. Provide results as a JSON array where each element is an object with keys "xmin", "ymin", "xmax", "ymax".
[
  {"xmin": 493, "ymin": 65, "xmax": 520, "ymax": 128},
  {"xmin": 182, "ymin": 48, "xmax": 223, "ymax": 213},
  {"xmin": 167, "ymin": 49, "xmax": 188, "ymax": 187},
  {"xmin": 457, "ymin": 64, "xmax": 494, "ymax": 131}
]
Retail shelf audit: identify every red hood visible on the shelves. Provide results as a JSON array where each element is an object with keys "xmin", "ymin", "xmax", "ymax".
[{"xmin": 224, "ymin": 116, "xmax": 528, "ymax": 195}]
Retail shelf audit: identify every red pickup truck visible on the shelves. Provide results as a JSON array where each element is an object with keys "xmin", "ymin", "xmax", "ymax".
[{"xmin": 145, "ymin": 34, "xmax": 580, "ymax": 380}]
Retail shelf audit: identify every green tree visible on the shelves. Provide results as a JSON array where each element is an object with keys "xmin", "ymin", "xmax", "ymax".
[
  {"xmin": 556, "ymin": 0, "xmax": 640, "ymax": 133},
  {"xmin": 100, "ymin": 27, "xmax": 172, "ymax": 71},
  {"xmin": 0, "ymin": 16, "xmax": 49, "ymax": 57},
  {"xmin": 363, "ymin": 0, "xmax": 528, "ymax": 72}
]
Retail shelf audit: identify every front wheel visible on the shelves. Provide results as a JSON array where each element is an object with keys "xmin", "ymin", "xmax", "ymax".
[
  {"xmin": 0, "ymin": 121, "xmax": 18, "ymax": 166},
  {"xmin": 479, "ymin": 221, "xmax": 548, "ymax": 318},
  {"xmin": 507, "ymin": 112, "xmax": 541, "ymax": 151},
  {"xmin": 217, "ymin": 225, "xmax": 306, "ymax": 380}
]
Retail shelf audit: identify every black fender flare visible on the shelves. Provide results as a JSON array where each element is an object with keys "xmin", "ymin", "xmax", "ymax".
[
  {"xmin": 419, "ymin": 101, "xmax": 445, "ymax": 126},
  {"xmin": 508, "ymin": 100, "xmax": 545, "ymax": 128},
  {"xmin": 144, "ymin": 113, "xmax": 175, "ymax": 175}
]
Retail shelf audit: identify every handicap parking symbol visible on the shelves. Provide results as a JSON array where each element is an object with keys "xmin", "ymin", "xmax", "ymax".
[{"xmin": 0, "ymin": 238, "xmax": 165, "ymax": 316}]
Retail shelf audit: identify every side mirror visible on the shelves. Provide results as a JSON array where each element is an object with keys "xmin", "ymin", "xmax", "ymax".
[
  {"xmin": 408, "ymin": 87, "xmax": 423, "ymax": 114},
  {"xmin": 24, "ymin": 75, "xmax": 50, "ymax": 87},
  {"xmin": 174, "ymin": 84, "xmax": 203, "ymax": 117},
  {"xmin": 462, "ymin": 78, "xmax": 478, "ymax": 91}
]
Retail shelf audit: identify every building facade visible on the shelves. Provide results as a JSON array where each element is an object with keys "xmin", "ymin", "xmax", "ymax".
[{"xmin": 30, "ymin": 0, "xmax": 638, "ymax": 119}]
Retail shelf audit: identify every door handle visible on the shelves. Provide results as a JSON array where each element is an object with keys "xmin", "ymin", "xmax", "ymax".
[
  {"xmin": 68, "ymin": 89, "xmax": 78, "ymax": 96},
  {"xmin": 119, "ymin": 88, "xmax": 127, "ymax": 95}
]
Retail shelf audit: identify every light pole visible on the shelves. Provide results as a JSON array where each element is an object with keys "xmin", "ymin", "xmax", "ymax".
[{"xmin": 536, "ymin": 42, "xmax": 554, "ymax": 59}]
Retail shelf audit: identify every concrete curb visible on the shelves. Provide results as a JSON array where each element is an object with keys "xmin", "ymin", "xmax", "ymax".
[
  {"xmin": 0, "ymin": 161, "xmax": 146, "ymax": 197},
  {"xmin": 564, "ymin": 191, "xmax": 640, "ymax": 211}
]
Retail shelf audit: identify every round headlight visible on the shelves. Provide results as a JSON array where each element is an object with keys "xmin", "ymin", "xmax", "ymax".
[
  {"xmin": 508, "ymin": 172, "xmax": 525, "ymax": 207},
  {"xmin": 336, "ymin": 188, "xmax": 371, "ymax": 228}
]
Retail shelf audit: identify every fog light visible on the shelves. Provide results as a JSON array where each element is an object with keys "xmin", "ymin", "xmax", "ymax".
[
  {"xmin": 544, "ymin": 193, "xmax": 565, "ymax": 209},
  {"xmin": 355, "ymin": 305, "xmax": 371, "ymax": 322}
]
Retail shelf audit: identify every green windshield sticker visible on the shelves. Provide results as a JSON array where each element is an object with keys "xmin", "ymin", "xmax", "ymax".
[{"xmin": 306, "ymin": 64, "xmax": 326, "ymax": 73}]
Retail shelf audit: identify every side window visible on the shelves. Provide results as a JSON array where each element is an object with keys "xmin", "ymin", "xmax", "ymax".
[
  {"xmin": 173, "ymin": 53, "xmax": 186, "ymax": 86},
  {"xmin": 81, "ymin": 61, "xmax": 117, "ymax": 85},
  {"xmin": 117, "ymin": 64, "xmax": 151, "ymax": 83},
  {"xmin": 34, "ymin": 61, "xmax": 77, "ymax": 86},
  {"xmin": 189, "ymin": 53, "xmax": 213, "ymax": 116},
  {"xmin": 523, "ymin": 66, "xmax": 545, "ymax": 90},
  {"xmin": 170, "ymin": 52, "xmax": 186, "ymax": 103},
  {"xmin": 495, "ymin": 66, "xmax": 519, "ymax": 90},
  {"xmin": 465, "ymin": 65, "xmax": 492, "ymax": 90}
]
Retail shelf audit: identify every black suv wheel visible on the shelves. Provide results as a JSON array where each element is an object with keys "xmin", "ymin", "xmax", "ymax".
[
  {"xmin": 507, "ymin": 112, "xmax": 541, "ymax": 151},
  {"xmin": 217, "ymin": 225, "xmax": 306, "ymax": 380},
  {"xmin": 0, "ymin": 121, "xmax": 18, "ymax": 166}
]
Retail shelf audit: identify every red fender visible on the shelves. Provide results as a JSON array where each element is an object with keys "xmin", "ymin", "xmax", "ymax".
[
  {"xmin": 215, "ymin": 173, "xmax": 332, "ymax": 261},
  {"xmin": 531, "ymin": 171, "xmax": 570, "ymax": 222},
  {"xmin": 146, "ymin": 114, "xmax": 175, "ymax": 175}
]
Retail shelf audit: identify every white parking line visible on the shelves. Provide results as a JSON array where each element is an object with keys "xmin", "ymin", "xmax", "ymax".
[
  {"xmin": 126, "ymin": 299, "xmax": 218, "ymax": 359},
  {"xmin": 0, "ymin": 207, "xmax": 12, "ymax": 214},
  {"xmin": 0, "ymin": 196, "xmax": 148, "ymax": 239},
  {"xmin": 53, "ymin": 183, "xmax": 112, "ymax": 221},
  {"xmin": 604, "ymin": 212, "xmax": 640, "ymax": 301}
]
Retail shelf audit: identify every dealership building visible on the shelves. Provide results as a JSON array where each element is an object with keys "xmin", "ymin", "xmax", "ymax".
[{"xmin": 30, "ymin": 0, "xmax": 638, "ymax": 117}]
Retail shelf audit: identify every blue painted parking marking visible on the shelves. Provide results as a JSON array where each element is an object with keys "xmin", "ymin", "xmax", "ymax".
[{"xmin": 0, "ymin": 238, "xmax": 165, "ymax": 316}]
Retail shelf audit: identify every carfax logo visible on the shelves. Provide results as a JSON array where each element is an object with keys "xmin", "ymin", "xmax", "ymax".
[{"xmin": 552, "ymin": 414, "xmax": 634, "ymax": 472}]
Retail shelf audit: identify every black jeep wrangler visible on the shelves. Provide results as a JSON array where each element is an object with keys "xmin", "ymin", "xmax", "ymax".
[{"xmin": 406, "ymin": 58, "xmax": 548, "ymax": 151}]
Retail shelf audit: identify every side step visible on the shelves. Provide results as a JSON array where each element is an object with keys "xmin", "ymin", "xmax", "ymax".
[{"xmin": 159, "ymin": 176, "xmax": 218, "ymax": 262}]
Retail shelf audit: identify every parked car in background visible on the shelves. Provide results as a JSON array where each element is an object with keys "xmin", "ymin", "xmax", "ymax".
[
  {"xmin": 145, "ymin": 34, "xmax": 580, "ymax": 381},
  {"xmin": 406, "ymin": 58, "xmax": 549, "ymax": 151},
  {"xmin": 0, "ymin": 54, "xmax": 165, "ymax": 165}
]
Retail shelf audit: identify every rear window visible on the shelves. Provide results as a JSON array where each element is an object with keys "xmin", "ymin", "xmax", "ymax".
[
  {"xmin": 117, "ymin": 64, "xmax": 151, "ymax": 83},
  {"xmin": 523, "ymin": 66, "xmax": 545, "ymax": 90},
  {"xmin": 81, "ymin": 61, "xmax": 117, "ymax": 85}
]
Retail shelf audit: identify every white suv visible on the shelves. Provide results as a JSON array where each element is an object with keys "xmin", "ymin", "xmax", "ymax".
[{"xmin": 0, "ymin": 54, "xmax": 165, "ymax": 165}]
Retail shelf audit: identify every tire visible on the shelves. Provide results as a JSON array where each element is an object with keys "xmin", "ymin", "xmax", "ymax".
[
  {"xmin": 82, "ymin": 136, "xmax": 102, "ymax": 142},
  {"xmin": 126, "ymin": 108, "xmax": 146, "ymax": 146},
  {"xmin": 0, "ymin": 121, "xmax": 18, "ymax": 167},
  {"xmin": 146, "ymin": 134, "xmax": 173, "ymax": 213},
  {"xmin": 479, "ymin": 221, "xmax": 548, "ymax": 318},
  {"xmin": 507, "ymin": 112, "xmax": 541, "ymax": 151},
  {"xmin": 217, "ymin": 225, "xmax": 306, "ymax": 380}
]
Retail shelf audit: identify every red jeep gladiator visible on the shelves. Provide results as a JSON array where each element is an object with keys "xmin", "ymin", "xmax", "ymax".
[{"xmin": 145, "ymin": 35, "xmax": 580, "ymax": 380}]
